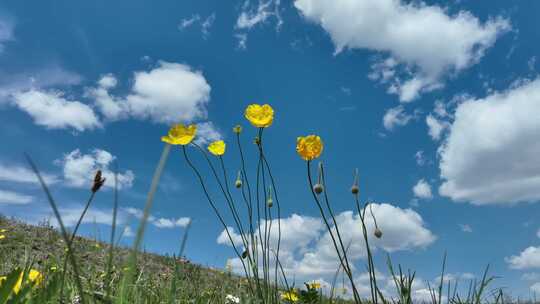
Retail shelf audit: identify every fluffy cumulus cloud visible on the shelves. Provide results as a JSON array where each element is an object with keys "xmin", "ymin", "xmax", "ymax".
[
  {"xmin": 11, "ymin": 90, "xmax": 101, "ymax": 132},
  {"xmin": 56, "ymin": 149, "xmax": 134, "ymax": 189},
  {"xmin": 0, "ymin": 189, "xmax": 33, "ymax": 205},
  {"xmin": 88, "ymin": 61, "xmax": 211, "ymax": 124},
  {"xmin": 413, "ymin": 179, "xmax": 433, "ymax": 200},
  {"xmin": 506, "ymin": 246, "xmax": 540, "ymax": 269},
  {"xmin": 294, "ymin": 0, "xmax": 510, "ymax": 102},
  {"xmin": 219, "ymin": 204, "xmax": 435, "ymax": 279},
  {"xmin": 439, "ymin": 78, "xmax": 540, "ymax": 205}
]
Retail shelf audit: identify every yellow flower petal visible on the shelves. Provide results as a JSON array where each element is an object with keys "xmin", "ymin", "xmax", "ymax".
[
  {"xmin": 281, "ymin": 290, "xmax": 299, "ymax": 302},
  {"xmin": 207, "ymin": 140, "xmax": 226, "ymax": 156},
  {"xmin": 161, "ymin": 124, "xmax": 197, "ymax": 145},
  {"xmin": 0, "ymin": 235, "xmax": 5, "ymax": 240},
  {"xmin": 245, "ymin": 104, "xmax": 274, "ymax": 128},
  {"xmin": 296, "ymin": 135, "xmax": 324, "ymax": 161}
]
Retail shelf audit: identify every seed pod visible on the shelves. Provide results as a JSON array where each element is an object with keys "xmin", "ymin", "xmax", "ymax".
[
  {"xmin": 313, "ymin": 183, "xmax": 324, "ymax": 194},
  {"xmin": 374, "ymin": 228, "xmax": 383, "ymax": 239},
  {"xmin": 350, "ymin": 168, "xmax": 359, "ymax": 195},
  {"xmin": 91, "ymin": 170, "xmax": 106, "ymax": 193},
  {"xmin": 241, "ymin": 250, "xmax": 248, "ymax": 259},
  {"xmin": 267, "ymin": 197, "xmax": 273, "ymax": 208},
  {"xmin": 235, "ymin": 171, "xmax": 242, "ymax": 188},
  {"xmin": 350, "ymin": 185, "xmax": 359, "ymax": 195}
]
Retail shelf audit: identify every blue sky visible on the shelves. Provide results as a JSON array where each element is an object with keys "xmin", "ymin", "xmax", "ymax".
[{"xmin": 1, "ymin": 0, "xmax": 540, "ymax": 299}]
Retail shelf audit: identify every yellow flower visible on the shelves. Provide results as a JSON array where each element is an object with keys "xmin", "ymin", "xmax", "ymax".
[
  {"xmin": 296, "ymin": 135, "xmax": 323, "ymax": 161},
  {"xmin": 0, "ymin": 235, "xmax": 5, "ymax": 240},
  {"xmin": 0, "ymin": 229, "xmax": 6, "ymax": 233},
  {"xmin": 245, "ymin": 104, "xmax": 274, "ymax": 128},
  {"xmin": 161, "ymin": 124, "xmax": 197, "ymax": 145},
  {"xmin": 50, "ymin": 266, "xmax": 58, "ymax": 272},
  {"xmin": 308, "ymin": 282, "xmax": 321, "ymax": 289},
  {"xmin": 7, "ymin": 269, "xmax": 43, "ymax": 294},
  {"xmin": 208, "ymin": 140, "xmax": 226, "ymax": 156},
  {"xmin": 281, "ymin": 290, "xmax": 299, "ymax": 302}
]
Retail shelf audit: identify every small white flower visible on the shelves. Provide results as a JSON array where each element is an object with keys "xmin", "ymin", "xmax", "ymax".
[{"xmin": 226, "ymin": 294, "xmax": 240, "ymax": 304}]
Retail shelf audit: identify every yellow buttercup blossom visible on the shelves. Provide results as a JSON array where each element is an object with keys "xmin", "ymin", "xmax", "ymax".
[
  {"xmin": 308, "ymin": 282, "xmax": 321, "ymax": 289},
  {"xmin": 0, "ymin": 229, "xmax": 6, "ymax": 233},
  {"xmin": 296, "ymin": 135, "xmax": 323, "ymax": 161},
  {"xmin": 7, "ymin": 269, "xmax": 43, "ymax": 294},
  {"xmin": 281, "ymin": 290, "xmax": 299, "ymax": 302},
  {"xmin": 161, "ymin": 124, "xmax": 197, "ymax": 145},
  {"xmin": 0, "ymin": 235, "xmax": 5, "ymax": 240},
  {"xmin": 245, "ymin": 104, "xmax": 274, "ymax": 128},
  {"xmin": 208, "ymin": 140, "xmax": 226, "ymax": 156}
]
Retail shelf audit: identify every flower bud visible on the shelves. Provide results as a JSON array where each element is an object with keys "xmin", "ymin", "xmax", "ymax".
[
  {"xmin": 235, "ymin": 170, "xmax": 242, "ymax": 189},
  {"xmin": 91, "ymin": 170, "xmax": 106, "ymax": 193},
  {"xmin": 350, "ymin": 185, "xmax": 359, "ymax": 195},
  {"xmin": 374, "ymin": 228, "xmax": 383, "ymax": 239},
  {"xmin": 233, "ymin": 125, "xmax": 242, "ymax": 134},
  {"xmin": 267, "ymin": 197, "xmax": 273, "ymax": 208},
  {"xmin": 241, "ymin": 250, "xmax": 248, "ymax": 259},
  {"xmin": 313, "ymin": 183, "xmax": 324, "ymax": 194}
]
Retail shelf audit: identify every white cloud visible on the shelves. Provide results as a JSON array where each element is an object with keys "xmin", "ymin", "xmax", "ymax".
[
  {"xmin": 415, "ymin": 150, "xmax": 426, "ymax": 166},
  {"xmin": 153, "ymin": 217, "xmax": 191, "ymax": 229},
  {"xmin": 235, "ymin": 33, "xmax": 248, "ymax": 50},
  {"xmin": 506, "ymin": 246, "xmax": 540, "ymax": 269},
  {"xmin": 11, "ymin": 89, "xmax": 101, "ymax": 131},
  {"xmin": 439, "ymin": 78, "xmax": 540, "ymax": 205},
  {"xmin": 193, "ymin": 121, "xmax": 223, "ymax": 145},
  {"xmin": 413, "ymin": 179, "xmax": 433, "ymax": 200},
  {"xmin": 383, "ymin": 105, "xmax": 412, "ymax": 131},
  {"xmin": 57, "ymin": 149, "xmax": 134, "ymax": 189},
  {"xmin": 0, "ymin": 16, "xmax": 14, "ymax": 53},
  {"xmin": 178, "ymin": 14, "xmax": 216, "ymax": 39},
  {"xmin": 459, "ymin": 224, "xmax": 472, "ymax": 233},
  {"xmin": 219, "ymin": 204, "xmax": 435, "ymax": 278},
  {"xmin": 522, "ymin": 273, "xmax": 540, "ymax": 281},
  {"xmin": 538, "ymin": 229, "xmax": 540, "ymax": 239},
  {"xmin": 294, "ymin": 0, "xmax": 509, "ymax": 101},
  {"xmin": 0, "ymin": 189, "xmax": 33, "ymax": 205},
  {"xmin": 236, "ymin": 0, "xmax": 282, "ymax": 30},
  {"xmin": 0, "ymin": 163, "xmax": 59, "ymax": 185},
  {"xmin": 426, "ymin": 114, "xmax": 450, "ymax": 141},
  {"xmin": 178, "ymin": 15, "xmax": 201, "ymax": 30},
  {"xmin": 88, "ymin": 61, "xmax": 211, "ymax": 124}
]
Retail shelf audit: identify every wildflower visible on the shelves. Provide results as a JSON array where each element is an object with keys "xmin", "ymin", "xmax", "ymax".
[
  {"xmin": 50, "ymin": 266, "xmax": 58, "ymax": 272},
  {"xmin": 350, "ymin": 169, "xmax": 359, "ymax": 195},
  {"xmin": 233, "ymin": 125, "xmax": 242, "ymax": 134},
  {"xmin": 245, "ymin": 104, "xmax": 274, "ymax": 128},
  {"xmin": 91, "ymin": 170, "xmax": 106, "ymax": 193},
  {"xmin": 296, "ymin": 135, "xmax": 323, "ymax": 161},
  {"xmin": 281, "ymin": 290, "xmax": 299, "ymax": 302},
  {"xmin": 95, "ymin": 243, "xmax": 101, "ymax": 249},
  {"xmin": 235, "ymin": 171, "xmax": 242, "ymax": 188},
  {"xmin": 307, "ymin": 281, "xmax": 321, "ymax": 289},
  {"xmin": 0, "ymin": 229, "xmax": 6, "ymax": 233},
  {"xmin": 0, "ymin": 235, "xmax": 5, "ymax": 240},
  {"xmin": 225, "ymin": 294, "xmax": 240, "ymax": 304},
  {"xmin": 161, "ymin": 123, "xmax": 197, "ymax": 145},
  {"xmin": 374, "ymin": 228, "xmax": 383, "ymax": 239},
  {"xmin": 9, "ymin": 269, "xmax": 43, "ymax": 294},
  {"xmin": 208, "ymin": 140, "xmax": 226, "ymax": 156}
]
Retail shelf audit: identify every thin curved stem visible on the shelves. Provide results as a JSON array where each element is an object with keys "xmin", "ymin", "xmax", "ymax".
[{"xmin": 182, "ymin": 145, "xmax": 255, "ymax": 295}]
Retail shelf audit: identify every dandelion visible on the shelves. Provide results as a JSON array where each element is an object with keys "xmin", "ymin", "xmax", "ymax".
[
  {"xmin": 208, "ymin": 140, "xmax": 226, "ymax": 156},
  {"xmin": 245, "ymin": 104, "xmax": 274, "ymax": 128},
  {"xmin": 233, "ymin": 125, "xmax": 242, "ymax": 134},
  {"xmin": 161, "ymin": 123, "xmax": 197, "ymax": 145},
  {"xmin": 225, "ymin": 294, "xmax": 240, "ymax": 304},
  {"xmin": 296, "ymin": 135, "xmax": 323, "ymax": 161},
  {"xmin": 281, "ymin": 290, "xmax": 299, "ymax": 302}
]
